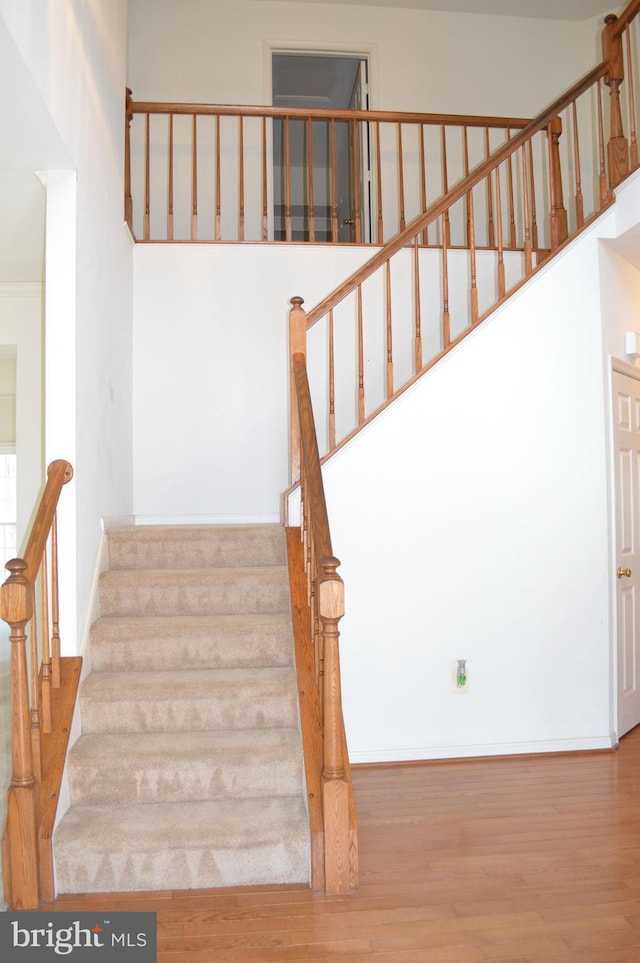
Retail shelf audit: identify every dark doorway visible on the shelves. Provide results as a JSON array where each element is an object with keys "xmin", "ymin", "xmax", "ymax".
[{"xmin": 272, "ymin": 53, "xmax": 371, "ymax": 242}]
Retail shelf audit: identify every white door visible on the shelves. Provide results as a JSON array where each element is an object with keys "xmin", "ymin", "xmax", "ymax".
[{"xmin": 613, "ymin": 367, "xmax": 640, "ymax": 736}]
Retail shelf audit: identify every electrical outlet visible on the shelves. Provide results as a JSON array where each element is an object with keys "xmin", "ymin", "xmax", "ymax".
[{"xmin": 452, "ymin": 660, "xmax": 469, "ymax": 693}]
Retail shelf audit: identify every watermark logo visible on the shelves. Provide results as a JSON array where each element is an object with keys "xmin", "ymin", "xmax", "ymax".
[{"xmin": 1, "ymin": 913, "xmax": 156, "ymax": 961}]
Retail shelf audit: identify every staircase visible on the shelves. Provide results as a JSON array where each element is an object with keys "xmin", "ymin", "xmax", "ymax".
[{"xmin": 53, "ymin": 524, "xmax": 310, "ymax": 894}]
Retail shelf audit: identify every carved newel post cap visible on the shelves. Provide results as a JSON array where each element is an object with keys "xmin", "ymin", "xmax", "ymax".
[
  {"xmin": 290, "ymin": 296, "xmax": 305, "ymax": 309},
  {"xmin": 604, "ymin": 14, "xmax": 618, "ymax": 25}
]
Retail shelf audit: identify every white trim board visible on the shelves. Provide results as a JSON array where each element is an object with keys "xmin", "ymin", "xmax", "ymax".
[{"xmin": 349, "ymin": 735, "xmax": 617, "ymax": 764}]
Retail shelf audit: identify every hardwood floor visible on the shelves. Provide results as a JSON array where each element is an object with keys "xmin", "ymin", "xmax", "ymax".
[{"xmin": 44, "ymin": 727, "xmax": 640, "ymax": 962}]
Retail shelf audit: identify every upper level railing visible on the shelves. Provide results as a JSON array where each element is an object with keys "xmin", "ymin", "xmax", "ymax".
[
  {"xmin": 125, "ymin": 94, "xmax": 529, "ymax": 245},
  {"xmin": 1, "ymin": 460, "xmax": 75, "ymax": 910},
  {"xmin": 284, "ymin": 6, "xmax": 640, "ymax": 466}
]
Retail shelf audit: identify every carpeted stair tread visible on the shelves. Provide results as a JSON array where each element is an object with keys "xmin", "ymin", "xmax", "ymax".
[
  {"xmin": 90, "ymin": 612, "xmax": 293, "ymax": 671},
  {"xmin": 107, "ymin": 524, "xmax": 287, "ymax": 571},
  {"xmin": 79, "ymin": 667, "xmax": 299, "ymax": 733},
  {"xmin": 54, "ymin": 523, "xmax": 312, "ymax": 894},
  {"xmin": 67, "ymin": 728, "xmax": 304, "ymax": 805},
  {"xmin": 54, "ymin": 796, "xmax": 310, "ymax": 893},
  {"xmin": 99, "ymin": 566, "xmax": 290, "ymax": 617}
]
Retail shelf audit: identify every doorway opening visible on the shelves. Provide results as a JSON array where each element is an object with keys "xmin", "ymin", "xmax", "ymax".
[{"xmin": 272, "ymin": 52, "xmax": 371, "ymax": 243}]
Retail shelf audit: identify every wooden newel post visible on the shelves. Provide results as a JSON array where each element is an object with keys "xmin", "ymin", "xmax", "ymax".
[
  {"xmin": 319, "ymin": 556, "xmax": 350, "ymax": 895},
  {"xmin": 2, "ymin": 558, "xmax": 39, "ymax": 909},
  {"xmin": 289, "ymin": 296, "xmax": 307, "ymax": 486},
  {"xmin": 547, "ymin": 116, "xmax": 568, "ymax": 250},
  {"xmin": 602, "ymin": 14, "xmax": 629, "ymax": 191},
  {"xmin": 125, "ymin": 87, "xmax": 134, "ymax": 229}
]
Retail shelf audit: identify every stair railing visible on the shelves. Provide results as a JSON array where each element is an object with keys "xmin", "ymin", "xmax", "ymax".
[
  {"xmin": 288, "ymin": 298, "xmax": 357, "ymax": 895},
  {"xmin": 125, "ymin": 89, "xmax": 529, "ymax": 245},
  {"xmin": 287, "ymin": 6, "xmax": 640, "ymax": 465},
  {"xmin": 1, "ymin": 459, "xmax": 76, "ymax": 910}
]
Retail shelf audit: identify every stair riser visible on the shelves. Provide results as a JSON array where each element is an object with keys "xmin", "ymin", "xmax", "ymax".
[
  {"xmin": 80, "ymin": 689, "xmax": 298, "ymax": 733},
  {"xmin": 54, "ymin": 797, "xmax": 310, "ymax": 893},
  {"xmin": 108, "ymin": 526, "xmax": 287, "ymax": 571},
  {"xmin": 68, "ymin": 751, "xmax": 305, "ymax": 805},
  {"xmin": 99, "ymin": 569, "xmax": 290, "ymax": 617},
  {"xmin": 55, "ymin": 837, "xmax": 309, "ymax": 893},
  {"xmin": 90, "ymin": 618, "xmax": 293, "ymax": 672}
]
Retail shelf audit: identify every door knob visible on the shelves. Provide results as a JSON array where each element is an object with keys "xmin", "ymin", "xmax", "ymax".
[
  {"xmin": 617, "ymin": 567, "xmax": 632, "ymax": 579},
  {"xmin": 343, "ymin": 218, "xmax": 354, "ymax": 225}
]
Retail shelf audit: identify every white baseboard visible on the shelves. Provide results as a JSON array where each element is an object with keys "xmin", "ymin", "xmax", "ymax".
[
  {"xmin": 349, "ymin": 734, "xmax": 616, "ymax": 764},
  {"xmin": 101, "ymin": 514, "xmax": 135, "ymax": 531},
  {"xmin": 133, "ymin": 514, "xmax": 281, "ymax": 526}
]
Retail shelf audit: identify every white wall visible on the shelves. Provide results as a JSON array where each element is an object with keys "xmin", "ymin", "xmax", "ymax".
[
  {"xmin": 320, "ymin": 213, "xmax": 618, "ymax": 761},
  {"xmin": 132, "ymin": 243, "xmax": 374, "ymax": 521},
  {"xmin": 0, "ymin": 0, "xmax": 134, "ymax": 650},
  {"xmin": 0, "ymin": 286, "xmax": 42, "ymax": 548},
  {"xmin": 127, "ymin": 0, "xmax": 603, "ymax": 116}
]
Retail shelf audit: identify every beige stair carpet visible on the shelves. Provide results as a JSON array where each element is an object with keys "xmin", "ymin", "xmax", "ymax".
[{"xmin": 53, "ymin": 524, "xmax": 310, "ymax": 894}]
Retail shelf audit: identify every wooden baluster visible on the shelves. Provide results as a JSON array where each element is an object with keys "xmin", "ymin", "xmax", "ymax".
[
  {"xmin": 308, "ymin": 118, "xmax": 316, "ymax": 242},
  {"xmin": 397, "ymin": 123, "xmax": 406, "ymax": 232},
  {"xmin": 420, "ymin": 123, "xmax": 428, "ymax": 246},
  {"xmin": 495, "ymin": 164, "xmax": 506, "ymax": 298},
  {"xmin": 385, "ymin": 261, "xmax": 393, "ymax": 397},
  {"xmin": 572, "ymin": 101, "xmax": 584, "ymax": 229},
  {"xmin": 375, "ymin": 122, "xmax": 383, "ymax": 244},
  {"xmin": 319, "ymin": 556, "xmax": 350, "ymax": 896},
  {"xmin": 262, "ymin": 116, "xmax": 268, "ymax": 241},
  {"xmin": 527, "ymin": 139, "xmax": 539, "ymax": 256},
  {"xmin": 468, "ymin": 185, "xmax": 478, "ymax": 325},
  {"xmin": 547, "ymin": 116, "xmax": 568, "ymax": 250},
  {"xmin": 215, "ymin": 115, "xmax": 222, "ymax": 241},
  {"xmin": 441, "ymin": 126, "xmax": 450, "ymax": 246},
  {"xmin": 311, "ymin": 541, "xmax": 320, "ymax": 712},
  {"xmin": 41, "ymin": 551, "xmax": 52, "ymax": 734},
  {"xmin": 2, "ymin": 558, "xmax": 39, "ymax": 910},
  {"xmin": 597, "ymin": 78, "xmax": 608, "ymax": 206},
  {"xmin": 352, "ymin": 120, "xmax": 362, "ymax": 242},
  {"xmin": 626, "ymin": 27, "xmax": 638, "ymax": 170},
  {"xmin": 168, "ymin": 114, "xmax": 174, "ymax": 240},
  {"xmin": 463, "ymin": 126, "xmax": 470, "ymax": 245},
  {"xmin": 413, "ymin": 237, "xmax": 423, "ymax": 369},
  {"xmin": 357, "ymin": 285, "xmax": 365, "ymax": 424},
  {"xmin": 51, "ymin": 513, "xmax": 61, "ymax": 689},
  {"xmin": 522, "ymin": 145, "xmax": 533, "ymax": 275},
  {"xmin": 289, "ymin": 296, "xmax": 307, "ymax": 485},
  {"xmin": 602, "ymin": 14, "xmax": 629, "ymax": 190},
  {"xmin": 144, "ymin": 113, "xmax": 150, "ymax": 240},
  {"xmin": 507, "ymin": 129, "xmax": 516, "ymax": 248},
  {"xmin": 285, "ymin": 117, "xmax": 292, "ymax": 242},
  {"xmin": 442, "ymin": 211, "xmax": 451, "ymax": 347},
  {"xmin": 191, "ymin": 114, "xmax": 198, "ymax": 240},
  {"xmin": 485, "ymin": 128, "xmax": 495, "ymax": 248},
  {"xmin": 28, "ymin": 590, "xmax": 41, "ymax": 782},
  {"xmin": 331, "ymin": 119, "xmax": 338, "ymax": 242},
  {"xmin": 238, "ymin": 116, "xmax": 245, "ymax": 241},
  {"xmin": 329, "ymin": 309, "xmax": 336, "ymax": 451},
  {"xmin": 124, "ymin": 88, "xmax": 133, "ymax": 230}
]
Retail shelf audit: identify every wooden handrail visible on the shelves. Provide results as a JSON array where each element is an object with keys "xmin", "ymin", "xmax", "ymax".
[
  {"xmin": 287, "ymin": 3, "xmax": 640, "ymax": 476},
  {"xmin": 22, "ymin": 460, "xmax": 74, "ymax": 581},
  {"xmin": 611, "ymin": 0, "xmax": 640, "ymax": 34},
  {"xmin": 126, "ymin": 96, "xmax": 532, "ymax": 244},
  {"xmin": 289, "ymin": 339, "xmax": 355, "ymax": 895},
  {"xmin": 2, "ymin": 459, "xmax": 74, "ymax": 910},
  {"xmin": 305, "ymin": 61, "xmax": 606, "ymax": 327},
  {"xmin": 293, "ymin": 355, "xmax": 332, "ymax": 560},
  {"xmin": 129, "ymin": 99, "xmax": 530, "ymax": 129}
]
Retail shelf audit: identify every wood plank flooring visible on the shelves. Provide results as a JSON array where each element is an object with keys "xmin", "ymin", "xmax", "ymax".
[{"xmin": 44, "ymin": 726, "xmax": 640, "ymax": 962}]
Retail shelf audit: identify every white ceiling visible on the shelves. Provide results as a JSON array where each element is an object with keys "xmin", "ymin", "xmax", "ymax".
[{"xmin": 257, "ymin": 0, "xmax": 620, "ymax": 21}]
